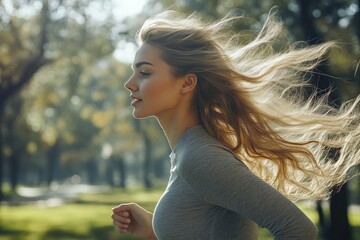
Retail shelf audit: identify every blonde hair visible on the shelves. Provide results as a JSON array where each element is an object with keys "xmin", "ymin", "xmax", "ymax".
[{"xmin": 137, "ymin": 10, "xmax": 360, "ymax": 201}]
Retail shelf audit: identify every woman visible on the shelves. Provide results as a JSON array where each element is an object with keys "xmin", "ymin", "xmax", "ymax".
[{"xmin": 111, "ymin": 10, "xmax": 360, "ymax": 239}]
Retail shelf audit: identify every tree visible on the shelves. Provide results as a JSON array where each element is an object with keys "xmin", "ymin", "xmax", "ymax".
[
  {"xmin": 0, "ymin": 0, "xmax": 51, "ymax": 199},
  {"xmin": 0, "ymin": 0, "xmax": 117, "ymax": 198},
  {"xmin": 296, "ymin": 1, "xmax": 351, "ymax": 238}
]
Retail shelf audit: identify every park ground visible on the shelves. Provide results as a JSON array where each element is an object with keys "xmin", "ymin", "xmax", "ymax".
[{"xmin": 0, "ymin": 184, "xmax": 359, "ymax": 240}]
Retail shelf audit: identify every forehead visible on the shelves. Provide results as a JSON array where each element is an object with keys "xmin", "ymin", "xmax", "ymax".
[{"xmin": 133, "ymin": 43, "xmax": 163, "ymax": 66}]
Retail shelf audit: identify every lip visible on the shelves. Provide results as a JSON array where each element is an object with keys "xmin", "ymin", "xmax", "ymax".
[{"xmin": 130, "ymin": 95, "xmax": 142, "ymax": 106}]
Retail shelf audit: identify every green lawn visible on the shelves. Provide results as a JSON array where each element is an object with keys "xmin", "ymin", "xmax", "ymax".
[
  {"xmin": 0, "ymin": 186, "xmax": 359, "ymax": 240},
  {"xmin": 0, "ymin": 187, "xmax": 162, "ymax": 240}
]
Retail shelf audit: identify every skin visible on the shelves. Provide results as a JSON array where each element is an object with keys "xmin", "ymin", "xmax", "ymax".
[{"xmin": 111, "ymin": 42, "xmax": 199, "ymax": 238}]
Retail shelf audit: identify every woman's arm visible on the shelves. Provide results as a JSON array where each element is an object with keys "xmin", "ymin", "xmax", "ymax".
[{"xmin": 178, "ymin": 145, "xmax": 318, "ymax": 240}]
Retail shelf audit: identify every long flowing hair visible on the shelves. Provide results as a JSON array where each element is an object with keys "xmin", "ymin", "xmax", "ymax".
[{"xmin": 137, "ymin": 10, "xmax": 360, "ymax": 201}]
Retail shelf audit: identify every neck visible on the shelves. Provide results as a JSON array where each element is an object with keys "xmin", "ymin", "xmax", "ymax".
[{"xmin": 156, "ymin": 107, "xmax": 200, "ymax": 151}]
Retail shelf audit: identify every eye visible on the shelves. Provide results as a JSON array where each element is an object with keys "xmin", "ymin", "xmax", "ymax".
[{"xmin": 140, "ymin": 71, "xmax": 150, "ymax": 77}]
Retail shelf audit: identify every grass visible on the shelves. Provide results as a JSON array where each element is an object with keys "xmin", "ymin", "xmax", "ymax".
[
  {"xmin": 0, "ymin": 186, "xmax": 163, "ymax": 240},
  {"xmin": 1, "ymin": 204, "xmax": 114, "ymax": 240},
  {"xmin": 0, "ymin": 186, "xmax": 359, "ymax": 240}
]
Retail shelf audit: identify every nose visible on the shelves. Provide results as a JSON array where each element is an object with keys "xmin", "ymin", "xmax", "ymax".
[{"xmin": 124, "ymin": 74, "xmax": 138, "ymax": 92}]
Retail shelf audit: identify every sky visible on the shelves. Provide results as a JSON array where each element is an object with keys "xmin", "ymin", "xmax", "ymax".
[{"xmin": 112, "ymin": 0, "xmax": 149, "ymax": 63}]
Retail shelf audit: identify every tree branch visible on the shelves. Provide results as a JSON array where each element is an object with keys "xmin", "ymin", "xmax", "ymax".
[
  {"xmin": 9, "ymin": 17, "xmax": 24, "ymax": 50},
  {"xmin": 0, "ymin": 0, "xmax": 52, "ymax": 105}
]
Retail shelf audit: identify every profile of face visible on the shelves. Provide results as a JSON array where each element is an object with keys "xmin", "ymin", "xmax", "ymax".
[{"xmin": 124, "ymin": 43, "xmax": 184, "ymax": 119}]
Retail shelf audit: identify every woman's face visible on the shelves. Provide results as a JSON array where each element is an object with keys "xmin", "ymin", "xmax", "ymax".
[{"xmin": 124, "ymin": 43, "xmax": 183, "ymax": 119}]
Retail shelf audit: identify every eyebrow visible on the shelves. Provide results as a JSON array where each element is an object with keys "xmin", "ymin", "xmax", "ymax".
[{"xmin": 132, "ymin": 61, "xmax": 154, "ymax": 69}]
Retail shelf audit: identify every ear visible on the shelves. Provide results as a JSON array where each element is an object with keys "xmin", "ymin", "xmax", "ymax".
[{"xmin": 180, "ymin": 74, "xmax": 197, "ymax": 94}]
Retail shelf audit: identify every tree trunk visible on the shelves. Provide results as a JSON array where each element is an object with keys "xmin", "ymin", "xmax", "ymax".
[
  {"xmin": 46, "ymin": 139, "xmax": 60, "ymax": 186},
  {"xmin": 118, "ymin": 156, "xmax": 126, "ymax": 189},
  {"xmin": 0, "ymin": 1, "xmax": 51, "ymax": 199},
  {"xmin": 316, "ymin": 201, "xmax": 326, "ymax": 237},
  {"xmin": 86, "ymin": 158, "xmax": 98, "ymax": 185},
  {"xmin": 352, "ymin": 0, "xmax": 360, "ymax": 41},
  {"xmin": 9, "ymin": 153, "xmax": 19, "ymax": 192},
  {"xmin": 0, "ymin": 104, "xmax": 4, "ymax": 200},
  {"xmin": 143, "ymin": 131, "xmax": 152, "ymax": 189},
  {"xmin": 6, "ymin": 99, "xmax": 22, "ymax": 192},
  {"xmin": 106, "ymin": 164, "xmax": 114, "ymax": 187},
  {"xmin": 330, "ymin": 183, "xmax": 352, "ymax": 240},
  {"xmin": 297, "ymin": 1, "xmax": 351, "ymax": 239}
]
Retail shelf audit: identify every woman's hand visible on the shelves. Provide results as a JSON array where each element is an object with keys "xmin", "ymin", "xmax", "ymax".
[{"xmin": 111, "ymin": 203, "xmax": 156, "ymax": 239}]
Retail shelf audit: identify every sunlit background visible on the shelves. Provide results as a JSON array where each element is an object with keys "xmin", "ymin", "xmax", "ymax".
[{"xmin": 0, "ymin": 0, "xmax": 359, "ymax": 240}]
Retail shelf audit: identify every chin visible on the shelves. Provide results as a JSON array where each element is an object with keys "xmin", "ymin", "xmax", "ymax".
[{"xmin": 132, "ymin": 110, "xmax": 153, "ymax": 119}]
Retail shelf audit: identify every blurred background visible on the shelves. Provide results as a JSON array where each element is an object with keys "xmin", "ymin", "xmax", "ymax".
[{"xmin": 0, "ymin": 0, "xmax": 359, "ymax": 239}]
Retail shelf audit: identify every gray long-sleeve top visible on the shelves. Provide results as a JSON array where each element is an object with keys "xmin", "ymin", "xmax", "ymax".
[{"xmin": 152, "ymin": 125, "xmax": 317, "ymax": 239}]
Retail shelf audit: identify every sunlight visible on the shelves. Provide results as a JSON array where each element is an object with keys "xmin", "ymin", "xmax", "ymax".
[{"xmin": 112, "ymin": 0, "xmax": 148, "ymax": 20}]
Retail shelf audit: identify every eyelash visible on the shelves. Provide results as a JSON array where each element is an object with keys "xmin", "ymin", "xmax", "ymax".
[{"xmin": 140, "ymin": 71, "xmax": 150, "ymax": 77}]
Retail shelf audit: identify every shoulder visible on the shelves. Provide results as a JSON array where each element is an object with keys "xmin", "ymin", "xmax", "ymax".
[
  {"xmin": 176, "ymin": 126, "xmax": 233, "ymax": 159},
  {"xmin": 175, "ymin": 126, "xmax": 248, "ymax": 175}
]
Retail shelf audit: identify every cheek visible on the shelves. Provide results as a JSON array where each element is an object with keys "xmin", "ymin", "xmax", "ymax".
[
  {"xmin": 142, "ymin": 77, "xmax": 178, "ymax": 101},
  {"xmin": 142, "ymin": 81, "xmax": 164, "ymax": 99}
]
